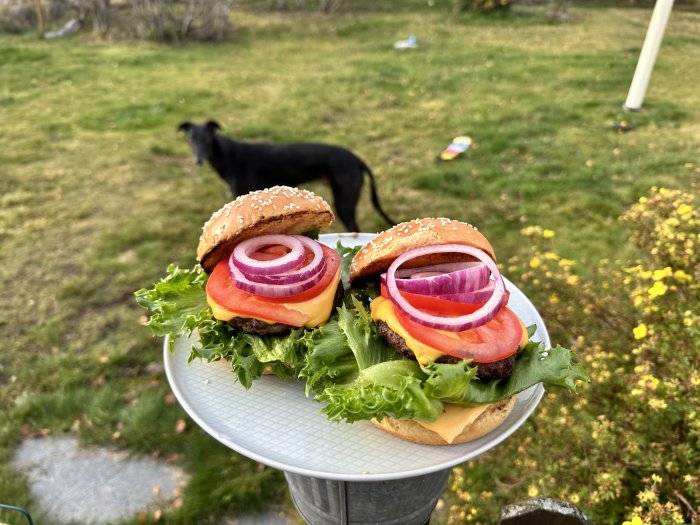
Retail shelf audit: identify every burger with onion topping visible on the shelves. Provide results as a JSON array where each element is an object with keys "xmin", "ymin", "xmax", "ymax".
[
  {"xmin": 136, "ymin": 186, "xmax": 345, "ymax": 386},
  {"xmin": 198, "ymin": 186, "xmax": 343, "ymax": 336},
  {"xmin": 303, "ymin": 217, "xmax": 588, "ymax": 445}
]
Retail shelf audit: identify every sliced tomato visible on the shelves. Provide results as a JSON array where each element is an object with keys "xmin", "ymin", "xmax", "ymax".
[
  {"xmin": 207, "ymin": 261, "xmax": 309, "ymax": 326},
  {"xmin": 380, "ymin": 283, "xmax": 521, "ymax": 362},
  {"xmin": 379, "ymin": 284, "xmax": 509, "ymax": 316},
  {"xmin": 206, "ymin": 243, "xmax": 340, "ymax": 326},
  {"xmin": 387, "ymin": 292, "xmax": 523, "ymax": 363}
]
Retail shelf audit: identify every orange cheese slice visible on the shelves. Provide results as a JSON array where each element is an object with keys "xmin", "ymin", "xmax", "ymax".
[
  {"xmin": 416, "ymin": 403, "xmax": 490, "ymax": 444},
  {"xmin": 370, "ymin": 296, "xmax": 444, "ymax": 365}
]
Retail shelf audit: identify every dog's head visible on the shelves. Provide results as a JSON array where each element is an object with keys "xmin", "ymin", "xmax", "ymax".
[{"xmin": 178, "ymin": 120, "xmax": 221, "ymax": 165}]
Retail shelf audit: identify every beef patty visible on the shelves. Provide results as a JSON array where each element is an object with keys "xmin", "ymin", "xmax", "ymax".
[
  {"xmin": 227, "ymin": 281, "xmax": 345, "ymax": 335},
  {"xmin": 376, "ymin": 320, "xmax": 516, "ymax": 380}
]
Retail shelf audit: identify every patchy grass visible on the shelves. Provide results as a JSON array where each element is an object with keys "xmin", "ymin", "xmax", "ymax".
[{"xmin": 1, "ymin": 2, "xmax": 698, "ymax": 523}]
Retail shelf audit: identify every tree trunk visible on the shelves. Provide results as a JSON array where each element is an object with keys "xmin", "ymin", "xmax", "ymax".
[{"xmin": 33, "ymin": 0, "xmax": 45, "ymax": 39}]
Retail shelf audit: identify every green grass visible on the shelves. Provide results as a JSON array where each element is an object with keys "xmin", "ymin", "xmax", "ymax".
[{"xmin": 1, "ymin": 2, "xmax": 698, "ymax": 523}]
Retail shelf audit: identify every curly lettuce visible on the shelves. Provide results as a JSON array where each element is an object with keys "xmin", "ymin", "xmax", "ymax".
[
  {"xmin": 135, "ymin": 265, "xmax": 309, "ymax": 389},
  {"xmin": 305, "ymin": 298, "xmax": 589, "ymax": 422}
]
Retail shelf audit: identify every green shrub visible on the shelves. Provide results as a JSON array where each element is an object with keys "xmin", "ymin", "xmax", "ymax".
[{"xmin": 447, "ymin": 186, "xmax": 699, "ymax": 524}]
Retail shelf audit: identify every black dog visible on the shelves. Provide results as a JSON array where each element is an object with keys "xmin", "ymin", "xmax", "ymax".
[{"xmin": 178, "ymin": 120, "xmax": 396, "ymax": 232}]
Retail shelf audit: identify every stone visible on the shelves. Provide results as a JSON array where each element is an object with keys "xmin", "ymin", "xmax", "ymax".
[
  {"xmin": 12, "ymin": 436, "xmax": 187, "ymax": 525},
  {"xmin": 500, "ymin": 497, "xmax": 593, "ymax": 525}
]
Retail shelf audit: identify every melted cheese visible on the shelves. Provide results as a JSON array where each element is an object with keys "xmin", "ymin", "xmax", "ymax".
[
  {"xmin": 416, "ymin": 404, "xmax": 490, "ymax": 444},
  {"xmin": 370, "ymin": 296, "xmax": 444, "ymax": 365},
  {"xmin": 208, "ymin": 268, "xmax": 341, "ymax": 328},
  {"xmin": 370, "ymin": 296, "xmax": 529, "ymax": 366},
  {"xmin": 518, "ymin": 318, "xmax": 529, "ymax": 349}
]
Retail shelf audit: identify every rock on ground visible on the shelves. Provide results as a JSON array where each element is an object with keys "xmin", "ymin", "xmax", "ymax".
[{"xmin": 12, "ymin": 435, "xmax": 187, "ymax": 525}]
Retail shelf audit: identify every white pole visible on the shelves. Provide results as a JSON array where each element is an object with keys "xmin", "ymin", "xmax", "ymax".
[{"xmin": 623, "ymin": 0, "xmax": 675, "ymax": 112}]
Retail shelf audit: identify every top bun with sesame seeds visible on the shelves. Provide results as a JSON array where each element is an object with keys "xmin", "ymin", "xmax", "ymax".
[
  {"xmin": 197, "ymin": 186, "xmax": 334, "ymax": 272},
  {"xmin": 349, "ymin": 217, "xmax": 496, "ymax": 283}
]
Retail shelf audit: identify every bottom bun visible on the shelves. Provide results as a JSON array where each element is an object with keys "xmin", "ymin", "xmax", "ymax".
[{"xmin": 371, "ymin": 397, "xmax": 516, "ymax": 445}]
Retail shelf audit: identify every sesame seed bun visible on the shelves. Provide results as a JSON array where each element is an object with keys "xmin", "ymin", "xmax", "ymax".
[
  {"xmin": 349, "ymin": 218, "xmax": 496, "ymax": 283},
  {"xmin": 371, "ymin": 397, "xmax": 515, "ymax": 445},
  {"xmin": 197, "ymin": 186, "xmax": 334, "ymax": 272}
]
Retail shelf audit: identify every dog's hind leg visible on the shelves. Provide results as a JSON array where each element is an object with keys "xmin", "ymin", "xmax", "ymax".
[{"xmin": 331, "ymin": 176, "xmax": 361, "ymax": 232}]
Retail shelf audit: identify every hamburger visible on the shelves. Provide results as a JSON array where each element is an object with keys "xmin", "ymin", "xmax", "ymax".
[
  {"xmin": 197, "ymin": 185, "xmax": 343, "ymax": 335},
  {"xmin": 304, "ymin": 217, "xmax": 588, "ymax": 445},
  {"xmin": 136, "ymin": 186, "xmax": 345, "ymax": 386}
]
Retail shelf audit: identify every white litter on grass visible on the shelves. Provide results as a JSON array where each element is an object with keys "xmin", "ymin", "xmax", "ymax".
[
  {"xmin": 394, "ymin": 35, "xmax": 417, "ymax": 49},
  {"xmin": 12, "ymin": 435, "xmax": 187, "ymax": 525}
]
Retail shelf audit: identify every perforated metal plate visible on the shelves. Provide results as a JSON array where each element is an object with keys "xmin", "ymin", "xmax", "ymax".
[{"xmin": 164, "ymin": 233, "xmax": 548, "ymax": 481}]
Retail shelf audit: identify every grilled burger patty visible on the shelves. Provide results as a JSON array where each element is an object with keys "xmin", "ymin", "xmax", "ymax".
[
  {"xmin": 376, "ymin": 320, "xmax": 516, "ymax": 380},
  {"xmin": 227, "ymin": 282, "xmax": 345, "ymax": 335}
]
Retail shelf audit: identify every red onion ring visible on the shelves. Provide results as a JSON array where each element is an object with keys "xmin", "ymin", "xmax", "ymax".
[
  {"xmin": 227, "ymin": 235, "xmax": 326, "ymax": 297},
  {"xmin": 236, "ymin": 236, "xmax": 326, "ymax": 285},
  {"xmin": 228, "ymin": 262, "xmax": 322, "ymax": 297},
  {"xmin": 438, "ymin": 280, "xmax": 497, "ymax": 304},
  {"xmin": 395, "ymin": 261, "xmax": 483, "ymax": 278},
  {"xmin": 385, "ymin": 245, "xmax": 506, "ymax": 332},
  {"xmin": 380, "ymin": 262, "xmax": 489, "ymax": 295},
  {"xmin": 232, "ymin": 235, "xmax": 305, "ymax": 275}
]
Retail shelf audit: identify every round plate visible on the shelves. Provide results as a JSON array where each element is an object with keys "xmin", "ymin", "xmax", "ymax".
[{"xmin": 164, "ymin": 233, "xmax": 547, "ymax": 481}]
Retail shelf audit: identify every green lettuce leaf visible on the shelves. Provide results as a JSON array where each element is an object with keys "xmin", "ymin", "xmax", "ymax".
[
  {"xmin": 317, "ymin": 360, "xmax": 443, "ymax": 423},
  {"xmin": 338, "ymin": 295, "xmax": 401, "ymax": 369},
  {"xmin": 335, "ymin": 241, "xmax": 361, "ymax": 290},
  {"xmin": 134, "ymin": 264, "xmax": 210, "ymax": 353},
  {"xmin": 307, "ymin": 298, "xmax": 442, "ymax": 422},
  {"xmin": 423, "ymin": 340, "xmax": 590, "ymax": 407},
  {"xmin": 300, "ymin": 319, "xmax": 358, "ymax": 394},
  {"xmin": 134, "ymin": 264, "xmax": 310, "ymax": 389}
]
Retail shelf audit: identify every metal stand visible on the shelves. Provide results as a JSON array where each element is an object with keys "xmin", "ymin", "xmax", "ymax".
[
  {"xmin": 285, "ymin": 468, "xmax": 451, "ymax": 525},
  {"xmin": 0, "ymin": 504, "xmax": 34, "ymax": 525}
]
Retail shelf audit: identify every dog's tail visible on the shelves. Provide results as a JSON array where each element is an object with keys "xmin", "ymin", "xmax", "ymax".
[{"xmin": 361, "ymin": 162, "xmax": 397, "ymax": 226}]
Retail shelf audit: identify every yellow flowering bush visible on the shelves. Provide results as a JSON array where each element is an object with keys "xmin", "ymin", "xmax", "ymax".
[{"xmin": 446, "ymin": 186, "xmax": 699, "ymax": 524}]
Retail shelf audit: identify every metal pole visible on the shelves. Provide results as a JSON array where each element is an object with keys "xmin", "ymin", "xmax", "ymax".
[{"xmin": 623, "ymin": 0, "xmax": 675, "ymax": 112}]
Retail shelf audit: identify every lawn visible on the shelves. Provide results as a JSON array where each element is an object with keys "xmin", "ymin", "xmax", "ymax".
[{"xmin": 1, "ymin": 2, "xmax": 698, "ymax": 524}]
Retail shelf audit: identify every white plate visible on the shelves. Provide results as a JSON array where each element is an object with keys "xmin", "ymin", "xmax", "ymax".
[{"xmin": 164, "ymin": 233, "xmax": 548, "ymax": 481}]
